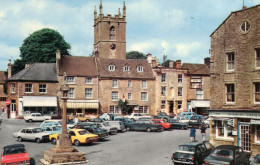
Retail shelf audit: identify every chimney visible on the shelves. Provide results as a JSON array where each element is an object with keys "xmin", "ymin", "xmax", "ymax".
[
  {"xmin": 152, "ymin": 59, "xmax": 157, "ymax": 67},
  {"xmin": 146, "ymin": 52, "xmax": 152, "ymax": 64},
  {"xmin": 176, "ymin": 60, "xmax": 181, "ymax": 69},
  {"xmin": 8, "ymin": 59, "xmax": 12, "ymax": 78},
  {"xmin": 204, "ymin": 57, "xmax": 210, "ymax": 67},
  {"xmin": 169, "ymin": 61, "xmax": 174, "ymax": 68},
  {"xmin": 242, "ymin": 6, "xmax": 247, "ymax": 10},
  {"xmin": 56, "ymin": 49, "xmax": 61, "ymax": 75}
]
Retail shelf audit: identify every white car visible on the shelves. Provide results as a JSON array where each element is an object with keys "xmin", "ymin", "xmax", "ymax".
[
  {"xmin": 94, "ymin": 122, "xmax": 118, "ymax": 134},
  {"xmin": 24, "ymin": 113, "xmax": 51, "ymax": 122},
  {"xmin": 13, "ymin": 127, "xmax": 50, "ymax": 143},
  {"xmin": 124, "ymin": 113, "xmax": 151, "ymax": 121},
  {"xmin": 174, "ymin": 116, "xmax": 189, "ymax": 123}
]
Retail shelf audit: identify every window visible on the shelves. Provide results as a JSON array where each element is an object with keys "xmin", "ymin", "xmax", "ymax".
[
  {"xmin": 124, "ymin": 66, "xmax": 130, "ymax": 72},
  {"xmin": 196, "ymin": 89, "xmax": 203, "ymax": 99},
  {"xmin": 142, "ymin": 80, "xmax": 146, "ymax": 88},
  {"xmin": 255, "ymin": 125, "xmax": 260, "ymax": 143},
  {"xmin": 110, "ymin": 105, "xmax": 120, "ymax": 114},
  {"xmin": 161, "ymin": 86, "xmax": 166, "ymax": 96},
  {"xmin": 255, "ymin": 48, "xmax": 260, "ymax": 68},
  {"xmin": 255, "ymin": 82, "xmax": 260, "ymax": 103},
  {"xmin": 68, "ymin": 88, "xmax": 74, "ymax": 98},
  {"xmin": 178, "ymin": 87, "xmax": 182, "ymax": 96},
  {"xmin": 137, "ymin": 66, "xmax": 143, "ymax": 72},
  {"xmin": 0, "ymin": 97, "xmax": 6, "ymax": 101},
  {"xmin": 39, "ymin": 84, "xmax": 46, "ymax": 93},
  {"xmin": 25, "ymin": 84, "xmax": 32, "ymax": 93},
  {"xmin": 128, "ymin": 80, "xmax": 132, "ymax": 87},
  {"xmin": 128, "ymin": 93, "xmax": 132, "ymax": 100},
  {"xmin": 138, "ymin": 106, "xmax": 149, "ymax": 114},
  {"xmin": 110, "ymin": 26, "xmax": 115, "ymax": 40},
  {"xmin": 161, "ymin": 74, "xmax": 166, "ymax": 82},
  {"xmin": 178, "ymin": 101, "xmax": 182, "ymax": 110},
  {"xmin": 216, "ymin": 120, "xmax": 233, "ymax": 139},
  {"xmin": 85, "ymin": 88, "xmax": 93, "ymax": 99},
  {"xmin": 112, "ymin": 79, "xmax": 118, "ymax": 88},
  {"xmin": 226, "ymin": 84, "xmax": 235, "ymax": 103},
  {"xmin": 226, "ymin": 52, "xmax": 235, "ymax": 71},
  {"xmin": 86, "ymin": 77, "xmax": 92, "ymax": 84},
  {"xmin": 178, "ymin": 74, "xmax": 182, "ymax": 83},
  {"xmin": 240, "ymin": 21, "xmax": 250, "ymax": 33},
  {"xmin": 190, "ymin": 76, "xmax": 202, "ymax": 88},
  {"xmin": 109, "ymin": 65, "xmax": 115, "ymax": 71},
  {"xmin": 66, "ymin": 77, "xmax": 74, "ymax": 84},
  {"xmin": 11, "ymin": 83, "xmax": 15, "ymax": 93},
  {"xmin": 111, "ymin": 91, "xmax": 118, "ymax": 101},
  {"xmin": 141, "ymin": 92, "xmax": 148, "ymax": 101},
  {"xmin": 161, "ymin": 100, "xmax": 166, "ymax": 109}
]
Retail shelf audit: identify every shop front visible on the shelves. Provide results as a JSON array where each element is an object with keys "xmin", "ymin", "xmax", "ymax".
[
  {"xmin": 209, "ymin": 110, "xmax": 260, "ymax": 156},
  {"xmin": 65, "ymin": 100, "xmax": 99, "ymax": 115}
]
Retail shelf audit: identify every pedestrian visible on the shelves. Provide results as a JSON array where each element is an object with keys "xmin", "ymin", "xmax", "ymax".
[
  {"xmin": 1, "ymin": 106, "xmax": 4, "ymax": 112},
  {"xmin": 200, "ymin": 124, "xmax": 207, "ymax": 141},
  {"xmin": 190, "ymin": 126, "xmax": 196, "ymax": 142}
]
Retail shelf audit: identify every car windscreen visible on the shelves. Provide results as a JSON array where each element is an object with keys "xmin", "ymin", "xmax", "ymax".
[
  {"xmin": 32, "ymin": 128, "xmax": 44, "ymax": 133},
  {"xmin": 211, "ymin": 149, "xmax": 233, "ymax": 159},
  {"xmin": 176, "ymin": 146, "xmax": 195, "ymax": 152},
  {"xmin": 53, "ymin": 126, "xmax": 62, "ymax": 131},
  {"xmin": 78, "ymin": 130, "xmax": 89, "ymax": 135},
  {"xmin": 3, "ymin": 147, "xmax": 26, "ymax": 155},
  {"xmin": 103, "ymin": 122, "xmax": 110, "ymax": 126}
]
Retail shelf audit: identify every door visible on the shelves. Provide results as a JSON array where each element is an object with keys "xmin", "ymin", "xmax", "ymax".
[
  {"xmin": 10, "ymin": 100, "xmax": 16, "ymax": 119},
  {"xmin": 240, "ymin": 124, "xmax": 251, "ymax": 152}
]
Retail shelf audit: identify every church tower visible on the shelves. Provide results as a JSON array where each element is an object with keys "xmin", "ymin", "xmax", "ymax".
[{"xmin": 93, "ymin": 1, "xmax": 126, "ymax": 59}]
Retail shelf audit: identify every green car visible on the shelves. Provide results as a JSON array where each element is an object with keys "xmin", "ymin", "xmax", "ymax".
[
  {"xmin": 125, "ymin": 120, "xmax": 163, "ymax": 132},
  {"xmin": 168, "ymin": 119, "xmax": 188, "ymax": 130}
]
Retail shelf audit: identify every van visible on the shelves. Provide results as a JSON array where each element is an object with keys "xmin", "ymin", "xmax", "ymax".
[{"xmin": 106, "ymin": 121, "xmax": 126, "ymax": 132}]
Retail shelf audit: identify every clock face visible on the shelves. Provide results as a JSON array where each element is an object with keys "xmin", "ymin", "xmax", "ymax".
[{"xmin": 110, "ymin": 43, "xmax": 116, "ymax": 50}]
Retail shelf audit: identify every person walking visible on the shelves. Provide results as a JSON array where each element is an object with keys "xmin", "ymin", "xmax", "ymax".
[
  {"xmin": 200, "ymin": 124, "xmax": 207, "ymax": 141},
  {"xmin": 190, "ymin": 126, "xmax": 196, "ymax": 142}
]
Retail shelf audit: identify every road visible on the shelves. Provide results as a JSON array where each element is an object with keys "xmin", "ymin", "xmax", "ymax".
[{"xmin": 0, "ymin": 112, "xmax": 208, "ymax": 165}]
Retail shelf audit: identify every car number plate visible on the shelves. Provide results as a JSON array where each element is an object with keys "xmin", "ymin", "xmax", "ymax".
[{"xmin": 178, "ymin": 158, "xmax": 186, "ymax": 161}]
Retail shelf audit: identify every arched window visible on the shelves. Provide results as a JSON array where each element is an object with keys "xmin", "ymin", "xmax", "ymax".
[{"xmin": 110, "ymin": 26, "xmax": 115, "ymax": 40}]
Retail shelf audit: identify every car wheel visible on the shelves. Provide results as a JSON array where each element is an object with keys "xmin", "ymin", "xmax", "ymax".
[
  {"xmin": 35, "ymin": 138, "xmax": 41, "ymax": 143},
  {"xmin": 28, "ymin": 119, "xmax": 33, "ymax": 123},
  {"xmin": 74, "ymin": 140, "xmax": 80, "ymax": 146},
  {"xmin": 114, "ymin": 128, "xmax": 118, "ymax": 134},
  {"xmin": 126, "ymin": 127, "xmax": 131, "ymax": 131},
  {"xmin": 181, "ymin": 126, "xmax": 185, "ymax": 130},
  {"xmin": 161, "ymin": 127, "xmax": 164, "ymax": 131},
  {"xmin": 131, "ymin": 118, "xmax": 135, "ymax": 122},
  {"xmin": 18, "ymin": 137, "xmax": 23, "ymax": 142},
  {"xmin": 51, "ymin": 138, "xmax": 57, "ymax": 145},
  {"xmin": 146, "ymin": 127, "xmax": 152, "ymax": 132}
]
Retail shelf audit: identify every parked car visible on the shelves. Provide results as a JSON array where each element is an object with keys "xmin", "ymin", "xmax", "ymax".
[
  {"xmin": 251, "ymin": 154, "xmax": 260, "ymax": 165},
  {"xmin": 23, "ymin": 113, "xmax": 51, "ymax": 122},
  {"xmin": 188, "ymin": 115, "xmax": 204, "ymax": 128},
  {"xmin": 153, "ymin": 112, "xmax": 173, "ymax": 122},
  {"xmin": 90, "ymin": 118, "xmax": 105, "ymax": 123},
  {"xmin": 168, "ymin": 119, "xmax": 188, "ymax": 130},
  {"xmin": 152, "ymin": 119, "xmax": 172, "ymax": 130},
  {"xmin": 203, "ymin": 145, "xmax": 250, "ymax": 165},
  {"xmin": 99, "ymin": 113, "xmax": 111, "ymax": 121},
  {"xmin": 77, "ymin": 114, "xmax": 91, "ymax": 122},
  {"xmin": 126, "ymin": 120, "xmax": 163, "ymax": 132},
  {"xmin": 41, "ymin": 126, "xmax": 62, "ymax": 134},
  {"xmin": 13, "ymin": 127, "xmax": 49, "ymax": 143},
  {"xmin": 49, "ymin": 129, "xmax": 99, "ymax": 146},
  {"xmin": 171, "ymin": 142, "xmax": 212, "ymax": 165},
  {"xmin": 124, "ymin": 113, "xmax": 151, "ymax": 121},
  {"xmin": 1, "ymin": 144, "xmax": 30, "ymax": 165},
  {"xmin": 40, "ymin": 122, "xmax": 60, "ymax": 128},
  {"xmin": 95, "ymin": 122, "xmax": 118, "ymax": 135},
  {"xmin": 106, "ymin": 121, "xmax": 126, "ymax": 132},
  {"xmin": 178, "ymin": 112, "xmax": 197, "ymax": 119},
  {"xmin": 174, "ymin": 116, "xmax": 190, "ymax": 123},
  {"xmin": 40, "ymin": 120, "xmax": 75, "ymax": 129}
]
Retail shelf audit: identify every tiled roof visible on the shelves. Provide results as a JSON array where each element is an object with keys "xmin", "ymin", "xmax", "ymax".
[
  {"xmin": 181, "ymin": 63, "xmax": 210, "ymax": 75},
  {"xmin": 58, "ymin": 56, "xmax": 98, "ymax": 77},
  {"xmin": 0, "ymin": 71, "xmax": 6, "ymax": 84},
  {"xmin": 8, "ymin": 63, "xmax": 58, "ymax": 82},
  {"xmin": 97, "ymin": 58, "xmax": 155, "ymax": 79}
]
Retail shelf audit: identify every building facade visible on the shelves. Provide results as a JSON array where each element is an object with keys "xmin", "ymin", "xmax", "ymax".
[
  {"xmin": 0, "ymin": 71, "xmax": 7, "ymax": 111},
  {"xmin": 209, "ymin": 5, "xmax": 260, "ymax": 155}
]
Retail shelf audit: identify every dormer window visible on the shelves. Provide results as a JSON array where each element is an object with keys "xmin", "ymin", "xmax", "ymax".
[
  {"xmin": 124, "ymin": 66, "xmax": 130, "ymax": 72},
  {"xmin": 109, "ymin": 65, "xmax": 115, "ymax": 71},
  {"xmin": 137, "ymin": 66, "xmax": 143, "ymax": 72}
]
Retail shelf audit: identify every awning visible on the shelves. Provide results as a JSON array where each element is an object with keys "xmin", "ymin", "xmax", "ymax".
[
  {"xmin": 23, "ymin": 96, "xmax": 57, "ymax": 107},
  {"xmin": 212, "ymin": 117, "xmax": 230, "ymax": 121},
  {"xmin": 190, "ymin": 100, "xmax": 210, "ymax": 108},
  {"xmin": 250, "ymin": 119, "xmax": 260, "ymax": 125},
  {"xmin": 66, "ymin": 100, "xmax": 99, "ymax": 109}
]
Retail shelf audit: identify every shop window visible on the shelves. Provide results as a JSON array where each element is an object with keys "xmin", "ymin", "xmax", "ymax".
[
  {"xmin": 110, "ymin": 105, "xmax": 120, "ymax": 114},
  {"xmin": 255, "ymin": 125, "xmax": 260, "ymax": 143},
  {"xmin": 138, "ymin": 106, "xmax": 149, "ymax": 114},
  {"xmin": 215, "ymin": 120, "xmax": 233, "ymax": 139}
]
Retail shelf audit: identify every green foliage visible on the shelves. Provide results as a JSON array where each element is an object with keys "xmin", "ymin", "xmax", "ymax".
[
  {"xmin": 12, "ymin": 28, "xmax": 71, "ymax": 75},
  {"xmin": 118, "ymin": 99, "xmax": 129, "ymax": 115},
  {"xmin": 126, "ymin": 51, "xmax": 146, "ymax": 59},
  {"xmin": 162, "ymin": 60, "xmax": 173, "ymax": 67}
]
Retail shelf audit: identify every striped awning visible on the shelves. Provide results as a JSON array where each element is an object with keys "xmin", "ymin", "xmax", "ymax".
[{"xmin": 65, "ymin": 100, "xmax": 99, "ymax": 109}]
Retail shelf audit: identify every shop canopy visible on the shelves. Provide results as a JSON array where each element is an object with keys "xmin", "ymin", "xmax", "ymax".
[
  {"xmin": 23, "ymin": 96, "xmax": 57, "ymax": 107},
  {"xmin": 66, "ymin": 100, "xmax": 99, "ymax": 109}
]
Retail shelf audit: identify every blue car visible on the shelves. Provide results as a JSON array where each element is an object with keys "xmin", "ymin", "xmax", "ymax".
[
  {"xmin": 41, "ymin": 126, "xmax": 62, "ymax": 134},
  {"xmin": 178, "ymin": 112, "xmax": 197, "ymax": 119}
]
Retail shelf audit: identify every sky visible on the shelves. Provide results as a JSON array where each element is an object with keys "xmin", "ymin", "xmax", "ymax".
[{"xmin": 0, "ymin": 0, "xmax": 260, "ymax": 71}]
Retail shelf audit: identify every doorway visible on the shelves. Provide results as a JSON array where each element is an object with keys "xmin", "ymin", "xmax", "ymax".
[{"xmin": 240, "ymin": 123, "xmax": 251, "ymax": 152}]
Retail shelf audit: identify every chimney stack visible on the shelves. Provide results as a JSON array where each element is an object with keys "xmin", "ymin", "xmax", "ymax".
[
  {"xmin": 204, "ymin": 57, "xmax": 210, "ymax": 67},
  {"xmin": 56, "ymin": 49, "xmax": 61, "ymax": 75},
  {"xmin": 169, "ymin": 61, "xmax": 174, "ymax": 68},
  {"xmin": 242, "ymin": 6, "xmax": 247, "ymax": 10},
  {"xmin": 8, "ymin": 59, "xmax": 12, "ymax": 78},
  {"xmin": 176, "ymin": 60, "xmax": 181, "ymax": 69}
]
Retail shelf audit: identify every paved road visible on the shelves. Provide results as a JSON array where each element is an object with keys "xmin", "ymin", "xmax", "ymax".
[{"xmin": 0, "ymin": 112, "xmax": 208, "ymax": 165}]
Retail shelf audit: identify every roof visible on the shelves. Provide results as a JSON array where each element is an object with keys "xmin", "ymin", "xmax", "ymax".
[
  {"xmin": 8, "ymin": 63, "xmax": 58, "ymax": 82},
  {"xmin": 0, "ymin": 71, "xmax": 6, "ymax": 84},
  {"xmin": 4, "ymin": 144, "xmax": 25, "ymax": 149},
  {"xmin": 97, "ymin": 58, "xmax": 155, "ymax": 79},
  {"xmin": 180, "ymin": 142, "xmax": 202, "ymax": 147},
  {"xmin": 181, "ymin": 63, "xmax": 210, "ymax": 75},
  {"xmin": 58, "ymin": 56, "xmax": 98, "ymax": 77},
  {"xmin": 215, "ymin": 145, "xmax": 239, "ymax": 151},
  {"xmin": 211, "ymin": 4, "xmax": 260, "ymax": 36}
]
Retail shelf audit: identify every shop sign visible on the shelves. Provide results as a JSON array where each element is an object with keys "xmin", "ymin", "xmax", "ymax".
[
  {"xmin": 250, "ymin": 119, "xmax": 260, "ymax": 125},
  {"xmin": 209, "ymin": 111, "xmax": 260, "ymax": 119}
]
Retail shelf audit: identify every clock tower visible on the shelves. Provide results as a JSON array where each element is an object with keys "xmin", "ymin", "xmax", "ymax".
[{"xmin": 93, "ymin": 1, "xmax": 126, "ymax": 59}]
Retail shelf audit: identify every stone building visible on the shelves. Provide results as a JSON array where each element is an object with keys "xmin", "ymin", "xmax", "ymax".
[{"xmin": 209, "ymin": 5, "xmax": 260, "ymax": 155}]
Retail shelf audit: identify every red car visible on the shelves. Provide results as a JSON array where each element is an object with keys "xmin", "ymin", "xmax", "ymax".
[
  {"xmin": 152, "ymin": 119, "xmax": 172, "ymax": 130},
  {"xmin": 1, "ymin": 144, "xmax": 30, "ymax": 165}
]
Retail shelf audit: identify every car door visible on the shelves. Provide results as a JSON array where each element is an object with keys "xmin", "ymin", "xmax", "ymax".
[
  {"xmin": 235, "ymin": 148, "xmax": 248, "ymax": 165},
  {"xmin": 25, "ymin": 129, "xmax": 34, "ymax": 140},
  {"xmin": 36, "ymin": 113, "xmax": 44, "ymax": 121},
  {"xmin": 69, "ymin": 131, "xmax": 76, "ymax": 143}
]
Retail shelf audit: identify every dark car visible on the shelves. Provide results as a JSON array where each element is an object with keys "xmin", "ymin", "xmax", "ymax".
[
  {"xmin": 188, "ymin": 115, "xmax": 204, "ymax": 128},
  {"xmin": 73, "ymin": 123, "xmax": 109, "ymax": 141},
  {"xmin": 251, "ymin": 154, "xmax": 260, "ymax": 165},
  {"xmin": 203, "ymin": 145, "xmax": 250, "ymax": 165},
  {"xmin": 171, "ymin": 142, "xmax": 212, "ymax": 165},
  {"xmin": 126, "ymin": 120, "xmax": 163, "ymax": 132},
  {"xmin": 114, "ymin": 117, "xmax": 133, "ymax": 128},
  {"xmin": 168, "ymin": 119, "xmax": 188, "ymax": 130}
]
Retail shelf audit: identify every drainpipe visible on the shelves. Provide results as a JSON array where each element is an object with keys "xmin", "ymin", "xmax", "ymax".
[{"xmin": 237, "ymin": 120, "xmax": 240, "ymax": 146}]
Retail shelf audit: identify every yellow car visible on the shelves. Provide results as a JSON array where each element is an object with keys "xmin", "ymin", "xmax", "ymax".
[{"xmin": 49, "ymin": 129, "xmax": 98, "ymax": 146}]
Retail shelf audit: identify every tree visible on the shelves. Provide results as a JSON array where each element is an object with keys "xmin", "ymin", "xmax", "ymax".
[
  {"xmin": 118, "ymin": 99, "xmax": 129, "ymax": 115},
  {"xmin": 126, "ymin": 51, "xmax": 146, "ymax": 59},
  {"xmin": 12, "ymin": 28, "xmax": 71, "ymax": 75},
  {"xmin": 162, "ymin": 60, "xmax": 173, "ymax": 67}
]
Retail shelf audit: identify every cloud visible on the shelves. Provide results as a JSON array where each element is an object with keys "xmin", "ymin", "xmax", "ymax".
[
  {"xmin": 175, "ymin": 42, "xmax": 202, "ymax": 57},
  {"xmin": 0, "ymin": 43, "xmax": 19, "ymax": 60}
]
